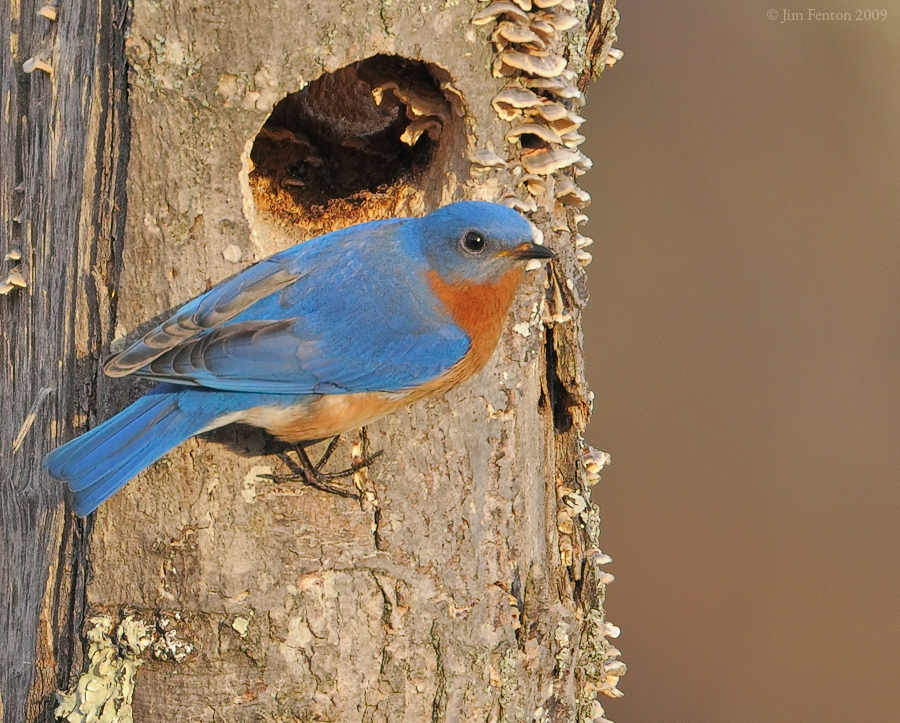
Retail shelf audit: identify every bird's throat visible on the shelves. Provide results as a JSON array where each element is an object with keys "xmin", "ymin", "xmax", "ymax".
[{"xmin": 427, "ymin": 267, "xmax": 524, "ymax": 375}]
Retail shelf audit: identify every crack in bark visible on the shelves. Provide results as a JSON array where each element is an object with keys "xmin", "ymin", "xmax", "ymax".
[
  {"xmin": 371, "ymin": 571, "xmax": 395, "ymax": 630},
  {"xmin": 544, "ymin": 327, "xmax": 576, "ymax": 434},
  {"xmin": 42, "ymin": 514, "xmax": 92, "ymax": 723},
  {"xmin": 373, "ymin": 507, "xmax": 387, "ymax": 552},
  {"xmin": 429, "ymin": 622, "xmax": 447, "ymax": 723},
  {"xmin": 511, "ymin": 565, "xmax": 526, "ymax": 651}
]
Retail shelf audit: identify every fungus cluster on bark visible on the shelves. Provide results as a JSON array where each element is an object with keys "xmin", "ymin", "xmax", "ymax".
[{"xmin": 470, "ymin": 1, "xmax": 626, "ymax": 717}]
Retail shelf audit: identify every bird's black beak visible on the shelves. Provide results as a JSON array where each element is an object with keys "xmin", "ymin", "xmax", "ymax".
[{"xmin": 505, "ymin": 242, "xmax": 557, "ymax": 260}]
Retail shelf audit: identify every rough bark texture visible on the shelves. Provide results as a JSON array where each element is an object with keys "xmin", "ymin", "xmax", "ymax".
[
  {"xmin": 1, "ymin": 1, "xmax": 622, "ymax": 721},
  {"xmin": 1, "ymin": 0, "xmax": 129, "ymax": 720}
]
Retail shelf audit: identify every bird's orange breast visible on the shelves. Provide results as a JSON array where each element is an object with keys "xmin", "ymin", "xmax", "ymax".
[{"xmin": 426, "ymin": 267, "xmax": 524, "ymax": 386}]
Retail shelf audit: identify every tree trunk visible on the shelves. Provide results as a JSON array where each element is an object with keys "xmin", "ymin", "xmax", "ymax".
[{"xmin": 1, "ymin": 1, "xmax": 623, "ymax": 721}]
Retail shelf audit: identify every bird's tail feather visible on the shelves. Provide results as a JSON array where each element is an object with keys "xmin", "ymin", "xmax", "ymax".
[{"xmin": 45, "ymin": 387, "xmax": 221, "ymax": 515}]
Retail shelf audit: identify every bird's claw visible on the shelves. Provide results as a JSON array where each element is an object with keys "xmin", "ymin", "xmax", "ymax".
[{"xmin": 260, "ymin": 434, "xmax": 382, "ymax": 499}]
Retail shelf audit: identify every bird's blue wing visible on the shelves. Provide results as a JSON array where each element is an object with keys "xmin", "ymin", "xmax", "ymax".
[
  {"xmin": 108, "ymin": 218, "xmax": 470, "ymax": 394},
  {"xmin": 105, "ymin": 257, "xmax": 305, "ymax": 377}
]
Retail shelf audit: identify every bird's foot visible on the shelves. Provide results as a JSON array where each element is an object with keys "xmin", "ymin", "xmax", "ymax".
[{"xmin": 260, "ymin": 433, "xmax": 382, "ymax": 498}]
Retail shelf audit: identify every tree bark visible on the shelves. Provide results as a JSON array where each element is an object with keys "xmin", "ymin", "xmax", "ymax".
[
  {"xmin": 1, "ymin": 0, "xmax": 129, "ymax": 720},
  {"xmin": 1, "ymin": 1, "xmax": 623, "ymax": 721}
]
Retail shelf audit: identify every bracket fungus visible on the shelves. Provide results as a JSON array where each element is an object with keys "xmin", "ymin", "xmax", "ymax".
[
  {"xmin": 521, "ymin": 147, "xmax": 580, "ymax": 175},
  {"xmin": 506, "ymin": 122, "xmax": 564, "ymax": 146},
  {"xmin": 23, "ymin": 56, "xmax": 53, "ymax": 74},
  {"xmin": 469, "ymin": 149, "xmax": 509, "ymax": 169},
  {"xmin": 469, "ymin": 0, "xmax": 626, "ymax": 712},
  {"xmin": 493, "ymin": 21, "xmax": 547, "ymax": 50},
  {"xmin": 471, "ymin": 2, "xmax": 531, "ymax": 25},
  {"xmin": 493, "ymin": 49, "xmax": 568, "ymax": 78}
]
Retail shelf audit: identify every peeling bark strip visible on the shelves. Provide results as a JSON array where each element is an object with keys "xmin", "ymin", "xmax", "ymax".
[
  {"xmin": 1, "ymin": 0, "xmax": 621, "ymax": 720},
  {"xmin": 1, "ymin": 0, "xmax": 130, "ymax": 720}
]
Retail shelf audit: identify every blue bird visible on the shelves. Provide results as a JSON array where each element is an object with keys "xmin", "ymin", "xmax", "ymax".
[{"xmin": 45, "ymin": 201, "xmax": 555, "ymax": 514}]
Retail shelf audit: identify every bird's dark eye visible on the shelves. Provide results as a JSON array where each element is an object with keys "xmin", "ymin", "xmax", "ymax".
[{"xmin": 462, "ymin": 231, "xmax": 486, "ymax": 253}]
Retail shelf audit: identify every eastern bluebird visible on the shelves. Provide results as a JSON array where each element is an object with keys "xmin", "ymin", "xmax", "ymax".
[{"xmin": 45, "ymin": 201, "xmax": 555, "ymax": 514}]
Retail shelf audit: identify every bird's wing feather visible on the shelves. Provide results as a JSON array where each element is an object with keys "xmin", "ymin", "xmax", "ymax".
[
  {"xmin": 105, "ymin": 258, "xmax": 303, "ymax": 377},
  {"xmin": 108, "ymin": 219, "xmax": 470, "ymax": 394}
]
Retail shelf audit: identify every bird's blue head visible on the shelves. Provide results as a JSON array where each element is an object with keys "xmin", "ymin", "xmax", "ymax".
[{"xmin": 411, "ymin": 201, "xmax": 555, "ymax": 285}]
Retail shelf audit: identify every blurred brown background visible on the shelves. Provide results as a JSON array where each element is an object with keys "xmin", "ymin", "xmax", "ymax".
[{"xmin": 580, "ymin": 2, "xmax": 900, "ymax": 721}]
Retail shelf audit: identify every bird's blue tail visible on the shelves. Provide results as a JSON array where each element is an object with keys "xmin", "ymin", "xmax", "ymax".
[{"xmin": 45, "ymin": 385, "xmax": 225, "ymax": 515}]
